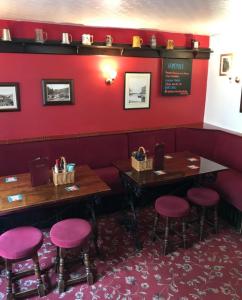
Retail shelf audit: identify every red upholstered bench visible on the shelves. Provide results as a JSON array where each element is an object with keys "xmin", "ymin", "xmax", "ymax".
[
  {"xmin": 176, "ymin": 127, "xmax": 242, "ymax": 233},
  {"xmin": 1, "ymin": 126, "xmax": 242, "ymax": 232},
  {"xmin": 214, "ymin": 170, "xmax": 242, "ymax": 233}
]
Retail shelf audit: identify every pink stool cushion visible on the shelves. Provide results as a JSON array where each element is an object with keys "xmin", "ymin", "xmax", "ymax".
[
  {"xmin": 50, "ymin": 218, "xmax": 91, "ymax": 249},
  {"xmin": 155, "ymin": 196, "xmax": 190, "ymax": 218},
  {"xmin": 0, "ymin": 226, "xmax": 43, "ymax": 260},
  {"xmin": 187, "ymin": 187, "xmax": 220, "ymax": 207}
]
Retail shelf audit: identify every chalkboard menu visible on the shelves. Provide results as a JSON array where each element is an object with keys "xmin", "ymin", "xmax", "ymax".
[{"xmin": 162, "ymin": 58, "xmax": 192, "ymax": 96}]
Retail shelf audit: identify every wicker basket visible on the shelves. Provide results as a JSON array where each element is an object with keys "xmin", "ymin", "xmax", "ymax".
[
  {"xmin": 131, "ymin": 146, "xmax": 153, "ymax": 172},
  {"xmin": 53, "ymin": 170, "xmax": 75, "ymax": 186},
  {"xmin": 52, "ymin": 156, "xmax": 75, "ymax": 186}
]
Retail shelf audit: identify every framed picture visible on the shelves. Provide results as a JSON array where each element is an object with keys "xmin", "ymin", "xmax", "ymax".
[
  {"xmin": 42, "ymin": 79, "xmax": 74, "ymax": 105},
  {"xmin": 124, "ymin": 72, "xmax": 151, "ymax": 109},
  {"xmin": 0, "ymin": 83, "xmax": 20, "ymax": 112},
  {"xmin": 219, "ymin": 53, "xmax": 233, "ymax": 76}
]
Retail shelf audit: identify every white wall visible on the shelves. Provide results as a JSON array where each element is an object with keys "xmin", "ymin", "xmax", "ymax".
[{"xmin": 204, "ymin": 32, "xmax": 242, "ymax": 133}]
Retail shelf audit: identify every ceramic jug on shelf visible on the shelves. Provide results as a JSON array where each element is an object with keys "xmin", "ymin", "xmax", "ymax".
[
  {"xmin": 105, "ymin": 35, "xmax": 113, "ymax": 47},
  {"xmin": 82, "ymin": 34, "xmax": 93, "ymax": 45},
  {"xmin": 150, "ymin": 34, "xmax": 157, "ymax": 48},
  {"xmin": 35, "ymin": 28, "xmax": 47, "ymax": 43},
  {"xmin": 132, "ymin": 36, "xmax": 143, "ymax": 48},
  {"xmin": 62, "ymin": 32, "xmax": 72, "ymax": 44}
]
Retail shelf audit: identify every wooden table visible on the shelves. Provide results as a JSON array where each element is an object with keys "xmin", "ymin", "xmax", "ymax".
[
  {"xmin": 0, "ymin": 165, "xmax": 111, "ymax": 253},
  {"xmin": 113, "ymin": 151, "xmax": 228, "ymax": 249}
]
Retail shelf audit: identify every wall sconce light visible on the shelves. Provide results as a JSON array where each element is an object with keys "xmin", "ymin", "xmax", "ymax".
[
  {"xmin": 235, "ymin": 76, "xmax": 240, "ymax": 83},
  {"xmin": 104, "ymin": 68, "xmax": 117, "ymax": 84},
  {"xmin": 100, "ymin": 60, "xmax": 118, "ymax": 85}
]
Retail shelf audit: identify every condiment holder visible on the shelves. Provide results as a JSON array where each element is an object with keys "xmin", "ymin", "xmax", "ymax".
[
  {"xmin": 52, "ymin": 156, "xmax": 75, "ymax": 186},
  {"xmin": 131, "ymin": 146, "xmax": 153, "ymax": 172}
]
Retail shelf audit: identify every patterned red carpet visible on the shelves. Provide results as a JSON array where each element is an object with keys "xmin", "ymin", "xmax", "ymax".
[{"xmin": 0, "ymin": 206, "xmax": 242, "ymax": 300}]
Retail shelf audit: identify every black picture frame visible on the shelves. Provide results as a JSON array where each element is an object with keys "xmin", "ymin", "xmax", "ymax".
[
  {"xmin": 42, "ymin": 79, "xmax": 74, "ymax": 105},
  {"xmin": 124, "ymin": 72, "xmax": 151, "ymax": 110},
  {"xmin": 161, "ymin": 58, "xmax": 192, "ymax": 96},
  {"xmin": 219, "ymin": 53, "xmax": 233, "ymax": 76},
  {"xmin": 0, "ymin": 82, "xmax": 20, "ymax": 112}
]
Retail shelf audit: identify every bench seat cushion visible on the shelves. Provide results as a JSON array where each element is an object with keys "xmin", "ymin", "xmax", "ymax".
[
  {"xmin": 95, "ymin": 166, "xmax": 124, "ymax": 194},
  {"xmin": 214, "ymin": 170, "xmax": 242, "ymax": 211}
]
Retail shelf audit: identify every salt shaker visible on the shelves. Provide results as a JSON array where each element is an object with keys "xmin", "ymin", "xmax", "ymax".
[{"xmin": 150, "ymin": 34, "xmax": 157, "ymax": 49}]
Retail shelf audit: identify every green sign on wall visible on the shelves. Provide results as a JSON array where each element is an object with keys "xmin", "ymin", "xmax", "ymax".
[{"xmin": 162, "ymin": 58, "xmax": 192, "ymax": 96}]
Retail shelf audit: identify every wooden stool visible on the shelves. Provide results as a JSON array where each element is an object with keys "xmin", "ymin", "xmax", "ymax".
[
  {"xmin": 50, "ymin": 218, "xmax": 94, "ymax": 293},
  {"xmin": 0, "ymin": 226, "xmax": 46, "ymax": 300},
  {"xmin": 187, "ymin": 187, "xmax": 220, "ymax": 240},
  {"xmin": 153, "ymin": 195, "xmax": 190, "ymax": 255}
]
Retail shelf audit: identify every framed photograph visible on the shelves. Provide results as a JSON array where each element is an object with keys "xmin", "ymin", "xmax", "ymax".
[
  {"xmin": 219, "ymin": 53, "xmax": 233, "ymax": 76},
  {"xmin": 42, "ymin": 79, "xmax": 74, "ymax": 105},
  {"xmin": 0, "ymin": 83, "xmax": 20, "ymax": 112},
  {"xmin": 124, "ymin": 72, "xmax": 151, "ymax": 109}
]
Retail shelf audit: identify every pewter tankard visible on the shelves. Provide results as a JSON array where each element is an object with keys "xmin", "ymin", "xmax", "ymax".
[{"xmin": 0, "ymin": 28, "xmax": 12, "ymax": 41}]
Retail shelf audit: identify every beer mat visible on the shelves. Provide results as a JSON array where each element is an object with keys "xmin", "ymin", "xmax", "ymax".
[
  {"xmin": 4, "ymin": 176, "xmax": 17, "ymax": 183},
  {"xmin": 164, "ymin": 155, "xmax": 173, "ymax": 159},
  {"xmin": 65, "ymin": 185, "xmax": 80, "ymax": 192},
  {"xmin": 154, "ymin": 170, "xmax": 166, "ymax": 175},
  {"xmin": 187, "ymin": 165, "xmax": 199, "ymax": 169},
  {"xmin": 187, "ymin": 157, "xmax": 198, "ymax": 162},
  {"xmin": 8, "ymin": 194, "xmax": 23, "ymax": 202}
]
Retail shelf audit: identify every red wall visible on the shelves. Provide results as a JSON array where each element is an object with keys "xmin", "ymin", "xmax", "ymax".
[{"xmin": 0, "ymin": 20, "xmax": 209, "ymax": 140}]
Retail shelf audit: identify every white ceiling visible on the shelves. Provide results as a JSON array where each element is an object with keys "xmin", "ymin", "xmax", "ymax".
[{"xmin": 0, "ymin": 0, "xmax": 241, "ymax": 35}]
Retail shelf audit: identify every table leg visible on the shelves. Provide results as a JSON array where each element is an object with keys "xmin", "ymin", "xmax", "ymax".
[
  {"xmin": 87, "ymin": 196, "xmax": 100, "ymax": 257},
  {"xmin": 120, "ymin": 172, "xmax": 143, "ymax": 251},
  {"xmin": 194, "ymin": 172, "xmax": 218, "ymax": 187}
]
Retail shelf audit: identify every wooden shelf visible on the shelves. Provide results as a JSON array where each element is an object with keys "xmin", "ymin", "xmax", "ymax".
[
  {"xmin": 161, "ymin": 48, "xmax": 212, "ymax": 59},
  {"xmin": 0, "ymin": 39, "xmax": 212, "ymax": 59}
]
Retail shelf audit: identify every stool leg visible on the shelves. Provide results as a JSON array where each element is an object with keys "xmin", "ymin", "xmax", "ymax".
[
  {"xmin": 58, "ymin": 248, "xmax": 65, "ymax": 293},
  {"xmin": 83, "ymin": 252, "xmax": 93, "ymax": 285},
  {"xmin": 200, "ymin": 207, "xmax": 206, "ymax": 241},
  {"xmin": 182, "ymin": 217, "xmax": 187, "ymax": 249},
  {"xmin": 55, "ymin": 246, "xmax": 60, "ymax": 273},
  {"xmin": 33, "ymin": 254, "xmax": 45, "ymax": 297},
  {"xmin": 214, "ymin": 205, "xmax": 218, "ymax": 234},
  {"xmin": 163, "ymin": 217, "xmax": 169, "ymax": 256},
  {"xmin": 5, "ymin": 260, "xmax": 13, "ymax": 300},
  {"xmin": 152, "ymin": 213, "xmax": 159, "ymax": 241}
]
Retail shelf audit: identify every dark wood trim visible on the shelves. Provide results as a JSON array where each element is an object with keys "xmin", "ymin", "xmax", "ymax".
[
  {"xmin": 161, "ymin": 48, "xmax": 212, "ymax": 59},
  {"xmin": 0, "ymin": 123, "xmax": 201, "ymax": 144},
  {"xmin": 0, "ymin": 39, "xmax": 212, "ymax": 59},
  {"xmin": 2, "ymin": 122, "xmax": 240, "ymax": 145}
]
